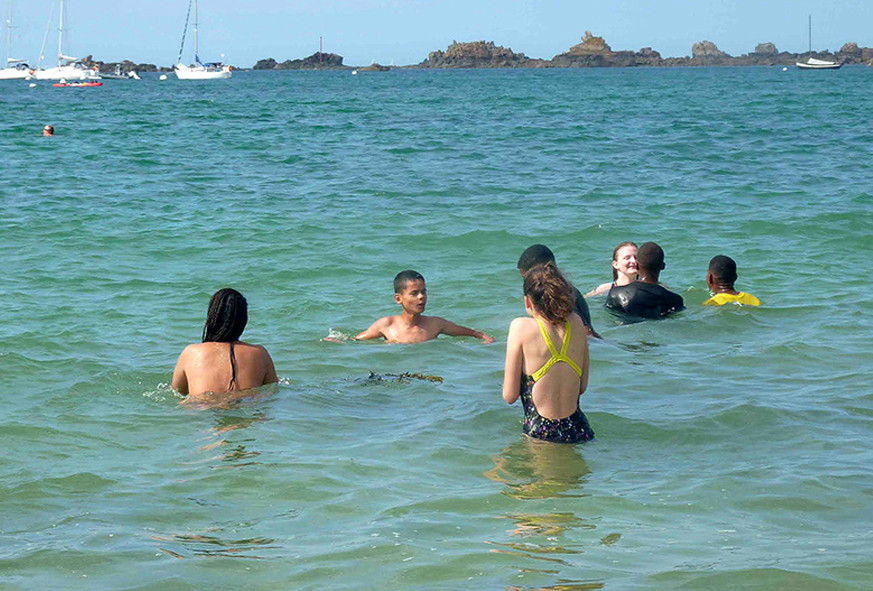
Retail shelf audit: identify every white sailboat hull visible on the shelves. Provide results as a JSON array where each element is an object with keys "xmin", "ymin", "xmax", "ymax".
[
  {"xmin": 34, "ymin": 64, "xmax": 101, "ymax": 80},
  {"xmin": 0, "ymin": 66, "xmax": 32, "ymax": 80},
  {"xmin": 796, "ymin": 59, "xmax": 841, "ymax": 70},
  {"xmin": 174, "ymin": 63, "xmax": 232, "ymax": 79}
]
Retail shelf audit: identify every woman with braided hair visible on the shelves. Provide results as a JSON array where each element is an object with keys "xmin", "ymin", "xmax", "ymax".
[
  {"xmin": 502, "ymin": 263, "xmax": 594, "ymax": 443},
  {"xmin": 172, "ymin": 288, "xmax": 277, "ymax": 403}
]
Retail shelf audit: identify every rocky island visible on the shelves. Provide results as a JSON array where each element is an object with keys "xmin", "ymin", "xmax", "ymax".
[
  {"xmin": 80, "ymin": 55, "xmax": 172, "ymax": 73},
  {"xmin": 408, "ymin": 32, "xmax": 873, "ymax": 68},
  {"xmin": 253, "ymin": 52, "xmax": 351, "ymax": 70}
]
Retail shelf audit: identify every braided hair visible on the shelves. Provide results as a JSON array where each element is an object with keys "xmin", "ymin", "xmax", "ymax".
[{"xmin": 202, "ymin": 288, "xmax": 248, "ymax": 390}]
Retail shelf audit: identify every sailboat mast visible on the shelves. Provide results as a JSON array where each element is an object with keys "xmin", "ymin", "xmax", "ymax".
[
  {"xmin": 808, "ymin": 14, "xmax": 812, "ymax": 56},
  {"xmin": 5, "ymin": 0, "xmax": 12, "ymax": 66},
  {"xmin": 58, "ymin": 0, "xmax": 64, "ymax": 66},
  {"xmin": 193, "ymin": 0, "xmax": 199, "ymax": 61}
]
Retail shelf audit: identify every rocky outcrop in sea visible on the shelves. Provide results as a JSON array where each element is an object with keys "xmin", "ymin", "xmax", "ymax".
[
  {"xmin": 253, "ymin": 52, "xmax": 348, "ymax": 70},
  {"xmin": 80, "ymin": 55, "xmax": 171, "ymax": 73},
  {"xmin": 415, "ymin": 40, "xmax": 546, "ymax": 68},
  {"xmin": 413, "ymin": 33, "xmax": 873, "ymax": 68}
]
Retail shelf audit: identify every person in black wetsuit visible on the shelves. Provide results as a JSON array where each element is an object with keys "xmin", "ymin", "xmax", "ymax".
[
  {"xmin": 517, "ymin": 244, "xmax": 601, "ymax": 339},
  {"xmin": 605, "ymin": 242, "xmax": 684, "ymax": 319}
]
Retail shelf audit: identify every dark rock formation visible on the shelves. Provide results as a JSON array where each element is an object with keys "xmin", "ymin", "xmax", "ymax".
[
  {"xmin": 566, "ymin": 31, "xmax": 612, "ymax": 55},
  {"xmin": 754, "ymin": 42, "xmax": 778, "ymax": 55},
  {"xmin": 691, "ymin": 40, "xmax": 730, "ymax": 63},
  {"xmin": 356, "ymin": 63, "xmax": 391, "ymax": 71},
  {"xmin": 260, "ymin": 52, "xmax": 348, "ymax": 70},
  {"xmin": 80, "ymin": 55, "xmax": 168, "ymax": 73},
  {"xmin": 551, "ymin": 32, "xmax": 663, "ymax": 67},
  {"xmin": 253, "ymin": 58, "xmax": 277, "ymax": 70},
  {"xmin": 840, "ymin": 42, "xmax": 860, "ymax": 57},
  {"xmin": 416, "ymin": 40, "xmax": 543, "ymax": 68}
]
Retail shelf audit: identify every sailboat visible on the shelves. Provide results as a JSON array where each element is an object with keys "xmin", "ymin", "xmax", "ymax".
[
  {"xmin": 0, "ymin": 0, "xmax": 33, "ymax": 80},
  {"xmin": 796, "ymin": 15, "xmax": 841, "ymax": 70},
  {"xmin": 33, "ymin": 0, "xmax": 100, "ymax": 80},
  {"xmin": 175, "ymin": 0, "xmax": 232, "ymax": 79}
]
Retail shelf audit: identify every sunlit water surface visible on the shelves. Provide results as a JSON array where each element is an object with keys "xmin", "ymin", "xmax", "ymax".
[{"xmin": 2, "ymin": 67, "xmax": 872, "ymax": 590}]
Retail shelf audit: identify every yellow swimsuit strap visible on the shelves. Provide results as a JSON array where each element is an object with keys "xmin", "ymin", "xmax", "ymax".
[{"xmin": 530, "ymin": 318, "xmax": 583, "ymax": 382}]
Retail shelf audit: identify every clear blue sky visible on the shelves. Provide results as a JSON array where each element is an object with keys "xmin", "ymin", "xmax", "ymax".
[{"xmin": 8, "ymin": 0, "xmax": 873, "ymax": 67}]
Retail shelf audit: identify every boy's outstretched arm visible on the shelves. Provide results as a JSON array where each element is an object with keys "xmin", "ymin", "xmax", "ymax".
[
  {"xmin": 354, "ymin": 318, "xmax": 388, "ymax": 341},
  {"xmin": 438, "ymin": 318, "xmax": 494, "ymax": 344}
]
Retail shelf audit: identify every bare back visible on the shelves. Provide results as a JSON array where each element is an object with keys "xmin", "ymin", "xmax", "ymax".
[
  {"xmin": 504, "ymin": 313, "xmax": 589, "ymax": 420},
  {"xmin": 172, "ymin": 341, "xmax": 278, "ymax": 398}
]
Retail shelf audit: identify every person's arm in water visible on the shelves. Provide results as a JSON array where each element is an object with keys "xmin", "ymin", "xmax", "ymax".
[
  {"xmin": 171, "ymin": 346, "xmax": 191, "ymax": 395},
  {"xmin": 437, "ymin": 318, "xmax": 494, "ymax": 343},
  {"xmin": 585, "ymin": 282, "xmax": 612, "ymax": 297},
  {"xmin": 502, "ymin": 319, "xmax": 525, "ymax": 404},
  {"xmin": 579, "ymin": 334, "xmax": 590, "ymax": 395},
  {"xmin": 354, "ymin": 317, "xmax": 389, "ymax": 341}
]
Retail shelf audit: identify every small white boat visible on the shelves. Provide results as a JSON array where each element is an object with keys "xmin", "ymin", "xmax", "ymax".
[
  {"xmin": 796, "ymin": 15, "xmax": 841, "ymax": 70},
  {"xmin": 100, "ymin": 64, "xmax": 141, "ymax": 80},
  {"xmin": 174, "ymin": 0, "xmax": 231, "ymax": 80},
  {"xmin": 33, "ymin": 0, "xmax": 101, "ymax": 81},
  {"xmin": 796, "ymin": 57, "xmax": 841, "ymax": 70},
  {"xmin": 0, "ymin": 0, "xmax": 33, "ymax": 80}
]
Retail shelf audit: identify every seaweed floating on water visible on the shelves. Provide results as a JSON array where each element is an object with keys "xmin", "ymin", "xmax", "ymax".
[{"xmin": 366, "ymin": 371, "xmax": 444, "ymax": 384}]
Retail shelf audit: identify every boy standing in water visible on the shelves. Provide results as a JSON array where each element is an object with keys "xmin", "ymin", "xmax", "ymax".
[
  {"xmin": 517, "ymin": 244, "xmax": 601, "ymax": 339},
  {"xmin": 355, "ymin": 270, "xmax": 494, "ymax": 344},
  {"xmin": 703, "ymin": 255, "xmax": 761, "ymax": 306}
]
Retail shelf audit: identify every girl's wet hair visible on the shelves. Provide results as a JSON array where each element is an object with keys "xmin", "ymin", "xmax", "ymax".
[
  {"xmin": 612, "ymin": 241, "xmax": 638, "ymax": 281},
  {"xmin": 523, "ymin": 262, "xmax": 573, "ymax": 323},
  {"xmin": 202, "ymin": 288, "xmax": 248, "ymax": 343}
]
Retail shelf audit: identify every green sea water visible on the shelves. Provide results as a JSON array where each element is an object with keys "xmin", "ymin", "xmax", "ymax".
[{"xmin": 2, "ymin": 67, "xmax": 872, "ymax": 590}]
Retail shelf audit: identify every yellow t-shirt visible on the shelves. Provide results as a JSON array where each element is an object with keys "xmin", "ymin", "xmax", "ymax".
[{"xmin": 703, "ymin": 292, "xmax": 761, "ymax": 306}]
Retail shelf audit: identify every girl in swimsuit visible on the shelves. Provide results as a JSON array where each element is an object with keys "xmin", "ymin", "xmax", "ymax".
[
  {"xmin": 172, "ymin": 288, "xmax": 278, "ymax": 405},
  {"xmin": 503, "ymin": 263, "xmax": 593, "ymax": 443},
  {"xmin": 585, "ymin": 241, "xmax": 638, "ymax": 297}
]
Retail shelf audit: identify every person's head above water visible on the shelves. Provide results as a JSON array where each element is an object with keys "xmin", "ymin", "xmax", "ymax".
[
  {"xmin": 393, "ymin": 269, "xmax": 425, "ymax": 293},
  {"xmin": 611, "ymin": 241, "xmax": 638, "ymax": 282},
  {"xmin": 393, "ymin": 269, "xmax": 427, "ymax": 315},
  {"xmin": 517, "ymin": 244, "xmax": 556, "ymax": 275},
  {"xmin": 523, "ymin": 262, "xmax": 574, "ymax": 324},
  {"xmin": 202, "ymin": 288, "xmax": 248, "ymax": 343},
  {"xmin": 43, "ymin": 125, "xmax": 54, "ymax": 136},
  {"xmin": 707, "ymin": 255, "xmax": 738, "ymax": 291},
  {"xmin": 636, "ymin": 242, "xmax": 666, "ymax": 283}
]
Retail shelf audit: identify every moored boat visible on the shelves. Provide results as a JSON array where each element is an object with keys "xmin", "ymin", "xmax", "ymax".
[
  {"xmin": 33, "ymin": 0, "xmax": 101, "ymax": 81},
  {"xmin": 796, "ymin": 15, "xmax": 841, "ymax": 70},
  {"xmin": 0, "ymin": 0, "xmax": 33, "ymax": 80},
  {"xmin": 174, "ymin": 0, "xmax": 232, "ymax": 80}
]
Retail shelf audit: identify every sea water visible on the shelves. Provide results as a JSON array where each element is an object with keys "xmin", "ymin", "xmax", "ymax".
[{"xmin": 1, "ymin": 67, "xmax": 872, "ymax": 590}]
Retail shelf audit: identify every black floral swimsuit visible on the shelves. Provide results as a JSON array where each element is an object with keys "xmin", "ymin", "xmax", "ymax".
[{"xmin": 518, "ymin": 319, "xmax": 594, "ymax": 444}]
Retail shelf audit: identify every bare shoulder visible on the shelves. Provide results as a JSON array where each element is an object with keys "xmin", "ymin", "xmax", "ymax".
[
  {"xmin": 180, "ymin": 342, "xmax": 206, "ymax": 358},
  {"xmin": 508, "ymin": 316, "xmax": 536, "ymax": 334},
  {"xmin": 374, "ymin": 315, "xmax": 396, "ymax": 327},
  {"xmin": 234, "ymin": 341, "xmax": 272, "ymax": 357}
]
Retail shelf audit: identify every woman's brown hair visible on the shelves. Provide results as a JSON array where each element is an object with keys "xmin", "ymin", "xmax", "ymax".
[{"xmin": 523, "ymin": 262, "xmax": 573, "ymax": 323}]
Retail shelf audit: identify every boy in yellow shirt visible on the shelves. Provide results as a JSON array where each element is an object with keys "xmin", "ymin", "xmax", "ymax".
[{"xmin": 703, "ymin": 255, "xmax": 761, "ymax": 306}]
